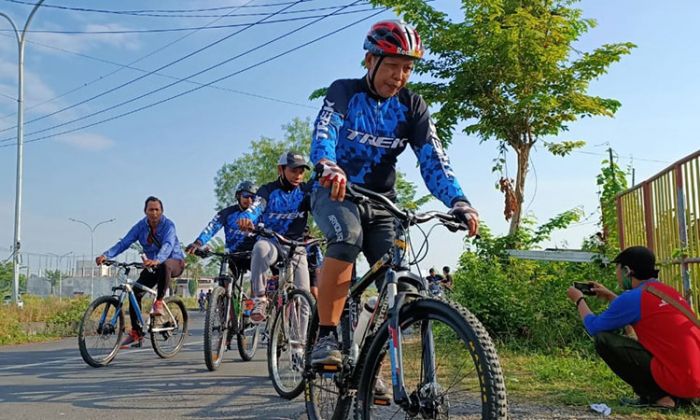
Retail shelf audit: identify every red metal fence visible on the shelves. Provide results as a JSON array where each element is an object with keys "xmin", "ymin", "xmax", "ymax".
[{"xmin": 616, "ymin": 149, "xmax": 700, "ymax": 312}]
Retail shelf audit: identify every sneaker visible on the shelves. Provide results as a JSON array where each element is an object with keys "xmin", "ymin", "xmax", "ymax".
[
  {"xmin": 374, "ymin": 377, "xmax": 389, "ymax": 396},
  {"xmin": 311, "ymin": 335, "xmax": 342, "ymax": 367},
  {"xmin": 150, "ymin": 299, "xmax": 164, "ymax": 317},
  {"xmin": 250, "ymin": 297, "xmax": 268, "ymax": 324},
  {"xmin": 120, "ymin": 329, "xmax": 143, "ymax": 349}
]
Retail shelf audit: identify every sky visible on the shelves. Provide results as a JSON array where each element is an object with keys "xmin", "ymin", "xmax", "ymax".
[{"xmin": 0, "ymin": 0, "xmax": 698, "ymax": 276}]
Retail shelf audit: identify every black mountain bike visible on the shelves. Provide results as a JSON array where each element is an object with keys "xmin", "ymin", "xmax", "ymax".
[
  {"xmin": 194, "ymin": 249, "xmax": 260, "ymax": 370},
  {"xmin": 304, "ymin": 185, "xmax": 508, "ymax": 419}
]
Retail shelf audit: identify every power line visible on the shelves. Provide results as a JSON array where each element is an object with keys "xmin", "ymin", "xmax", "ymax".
[
  {"xmin": 2, "ymin": 0, "xmax": 317, "ymax": 14},
  {"xmin": 0, "ymin": 0, "xmax": 257, "ymax": 123},
  {"xmin": 0, "ymin": 0, "xmax": 318, "ymax": 125},
  {"xmin": 0, "ymin": 5, "xmax": 388, "ymax": 149},
  {"xmin": 573, "ymin": 149, "xmax": 670, "ymax": 164},
  {"xmin": 0, "ymin": 7, "xmax": 377, "ymax": 34},
  {"xmin": 0, "ymin": 0, "xmax": 309, "ymax": 138},
  {"xmin": 4, "ymin": 0, "xmax": 370, "ymax": 19}
]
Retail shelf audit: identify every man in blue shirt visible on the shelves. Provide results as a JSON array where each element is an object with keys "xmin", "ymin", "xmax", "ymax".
[
  {"xmin": 186, "ymin": 181, "xmax": 262, "ymax": 276},
  {"xmin": 238, "ymin": 152, "xmax": 312, "ymax": 323},
  {"xmin": 96, "ymin": 196, "xmax": 185, "ymax": 348}
]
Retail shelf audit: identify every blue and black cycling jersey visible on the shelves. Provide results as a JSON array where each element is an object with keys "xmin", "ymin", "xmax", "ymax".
[
  {"xmin": 257, "ymin": 179, "xmax": 311, "ymax": 240},
  {"xmin": 311, "ymin": 77, "xmax": 469, "ymax": 207},
  {"xmin": 195, "ymin": 202, "xmax": 262, "ymax": 253}
]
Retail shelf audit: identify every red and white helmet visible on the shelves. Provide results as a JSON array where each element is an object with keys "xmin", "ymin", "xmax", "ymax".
[{"xmin": 363, "ymin": 20, "xmax": 424, "ymax": 60}]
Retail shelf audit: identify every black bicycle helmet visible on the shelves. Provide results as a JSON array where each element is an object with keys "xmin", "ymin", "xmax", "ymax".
[{"xmin": 234, "ymin": 180, "xmax": 257, "ymax": 198}]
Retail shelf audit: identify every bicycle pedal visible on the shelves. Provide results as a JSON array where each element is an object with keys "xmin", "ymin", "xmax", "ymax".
[{"xmin": 373, "ymin": 396, "xmax": 391, "ymax": 406}]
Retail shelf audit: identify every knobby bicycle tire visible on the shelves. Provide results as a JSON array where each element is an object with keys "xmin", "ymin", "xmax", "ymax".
[
  {"xmin": 268, "ymin": 289, "xmax": 315, "ymax": 400},
  {"xmin": 204, "ymin": 286, "xmax": 228, "ymax": 370},
  {"xmin": 356, "ymin": 297, "xmax": 508, "ymax": 419},
  {"xmin": 78, "ymin": 295, "xmax": 124, "ymax": 368},
  {"xmin": 151, "ymin": 297, "xmax": 188, "ymax": 359}
]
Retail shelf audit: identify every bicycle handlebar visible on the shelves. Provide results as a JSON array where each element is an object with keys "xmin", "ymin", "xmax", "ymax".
[
  {"xmin": 193, "ymin": 248, "xmax": 251, "ymax": 260},
  {"xmin": 103, "ymin": 260, "xmax": 147, "ymax": 270},
  {"xmin": 345, "ymin": 184, "xmax": 467, "ymax": 232},
  {"xmin": 253, "ymin": 226, "xmax": 324, "ymax": 248}
]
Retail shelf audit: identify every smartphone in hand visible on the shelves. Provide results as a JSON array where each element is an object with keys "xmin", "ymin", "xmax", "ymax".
[{"xmin": 573, "ymin": 281, "xmax": 596, "ymax": 296}]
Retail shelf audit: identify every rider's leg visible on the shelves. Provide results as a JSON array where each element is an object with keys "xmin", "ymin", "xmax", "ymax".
[
  {"xmin": 291, "ymin": 248, "xmax": 311, "ymax": 341},
  {"xmin": 249, "ymin": 239, "xmax": 279, "ymax": 297},
  {"xmin": 311, "ymin": 187, "xmax": 363, "ymax": 334},
  {"xmin": 155, "ymin": 259, "xmax": 185, "ymax": 300}
]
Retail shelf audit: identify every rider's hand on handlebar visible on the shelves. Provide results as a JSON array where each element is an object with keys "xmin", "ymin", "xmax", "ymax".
[
  {"xmin": 237, "ymin": 218, "xmax": 254, "ymax": 232},
  {"xmin": 143, "ymin": 258, "xmax": 160, "ymax": 268},
  {"xmin": 95, "ymin": 255, "xmax": 107, "ymax": 266},
  {"xmin": 185, "ymin": 241, "xmax": 201, "ymax": 255},
  {"xmin": 450, "ymin": 201, "xmax": 480, "ymax": 237},
  {"xmin": 316, "ymin": 161, "xmax": 347, "ymax": 202}
]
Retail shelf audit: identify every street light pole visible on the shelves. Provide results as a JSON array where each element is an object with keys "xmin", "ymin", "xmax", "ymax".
[
  {"xmin": 69, "ymin": 218, "xmax": 115, "ymax": 297},
  {"xmin": 3, "ymin": 0, "xmax": 46, "ymax": 307}
]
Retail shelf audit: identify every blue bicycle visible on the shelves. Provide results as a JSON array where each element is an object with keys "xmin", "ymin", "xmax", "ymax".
[{"xmin": 78, "ymin": 260, "xmax": 189, "ymax": 367}]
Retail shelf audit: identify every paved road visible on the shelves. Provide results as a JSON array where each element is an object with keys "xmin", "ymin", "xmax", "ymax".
[{"xmin": 0, "ymin": 312, "xmax": 306, "ymax": 420}]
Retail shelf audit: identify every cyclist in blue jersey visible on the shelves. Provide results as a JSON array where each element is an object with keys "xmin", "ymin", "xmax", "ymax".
[
  {"xmin": 185, "ymin": 181, "xmax": 261, "ymax": 275},
  {"xmin": 96, "ymin": 196, "xmax": 185, "ymax": 348},
  {"xmin": 309, "ymin": 20, "xmax": 480, "ymax": 366},
  {"xmin": 238, "ymin": 151, "xmax": 313, "ymax": 323}
]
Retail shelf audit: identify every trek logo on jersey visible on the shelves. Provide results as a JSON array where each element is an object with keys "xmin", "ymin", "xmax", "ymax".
[
  {"xmin": 315, "ymin": 99, "xmax": 336, "ymax": 140},
  {"xmin": 267, "ymin": 211, "xmax": 305, "ymax": 220},
  {"xmin": 346, "ymin": 129, "xmax": 408, "ymax": 149}
]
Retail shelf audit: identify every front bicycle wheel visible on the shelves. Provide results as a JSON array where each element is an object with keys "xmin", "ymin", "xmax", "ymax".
[
  {"xmin": 204, "ymin": 286, "xmax": 228, "ymax": 370},
  {"xmin": 304, "ymin": 310, "xmax": 353, "ymax": 420},
  {"xmin": 237, "ymin": 292, "xmax": 261, "ymax": 361},
  {"xmin": 357, "ymin": 297, "xmax": 507, "ymax": 419},
  {"xmin": 268, "ymin": 289, "xmax": 314, "ymax": 399},
  {"xmin": 78, "ymin": 296, "xmax": 124, "ymax": 368},
  {"xmin": 151, "ymin": 297, "xmax": 188, "ymax": 359}
]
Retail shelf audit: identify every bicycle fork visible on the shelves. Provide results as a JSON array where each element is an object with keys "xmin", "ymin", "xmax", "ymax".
[{"xmin": 385, "ymin": 270, "xmax": 438, "ymax": 416}]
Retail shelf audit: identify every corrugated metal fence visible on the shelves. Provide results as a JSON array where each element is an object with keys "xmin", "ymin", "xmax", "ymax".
[{"xmin": 616, "ymin": 149, "xmax": 700, "ymax": 312}]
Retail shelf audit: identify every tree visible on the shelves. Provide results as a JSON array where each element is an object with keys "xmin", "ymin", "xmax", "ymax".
[
  {"xmin": 45, "ymin": 269, "xmax": 62, "ymax": 295},
  {"xmin": 371, "ymin": 0, "xmax": 635, "ymax": 235},
  {"xmin": 596, "ymin": 150, "xmax": 628, "ymax": 251}
]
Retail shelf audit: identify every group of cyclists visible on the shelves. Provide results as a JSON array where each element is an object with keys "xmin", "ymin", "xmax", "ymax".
[{"xmin": 95, "ymin": 19, "xmax": 478, "ymax": 368}]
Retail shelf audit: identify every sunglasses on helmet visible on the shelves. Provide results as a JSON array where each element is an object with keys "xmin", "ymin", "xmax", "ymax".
[{"xmin": 240, "ymin": 192, "xmax": 255, "ymax": 199}]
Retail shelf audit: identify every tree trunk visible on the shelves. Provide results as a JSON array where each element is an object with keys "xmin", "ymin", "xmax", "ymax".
[{"xmin": 508, "ymin": 143, "xmax": 532, "ymax": 236}]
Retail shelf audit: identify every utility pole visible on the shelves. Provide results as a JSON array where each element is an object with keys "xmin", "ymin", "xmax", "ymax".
[
  {"xmin": 69, "ymin": 218, "xmax": 115, "ymax": 297},
  {"xmin": 3, "ymin": 0, "xmax": 46, "ymax": 307}
]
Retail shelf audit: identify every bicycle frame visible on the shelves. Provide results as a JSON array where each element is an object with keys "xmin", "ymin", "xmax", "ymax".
[
  {"xmin": 342, "ymin": 197, "xmax": 445, "ymax": 411},
  {"xmin": 99, "ymin": 265, "xmax": 177, "ymax": 335}
]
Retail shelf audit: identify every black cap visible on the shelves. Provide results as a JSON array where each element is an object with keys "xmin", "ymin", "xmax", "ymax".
[
  {"xmin": 278, "ymin": 152, "xmax": 310, "ymax": 170},
  {"xmin": 612, "ymin": 246, "xmax": 659, "ymax": 280}
]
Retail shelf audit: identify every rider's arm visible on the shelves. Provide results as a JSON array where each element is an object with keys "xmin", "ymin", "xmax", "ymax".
[
  {"xmin": 195, "ymin": 212, "xmax": 224, "ymax": 246},
  {"xmin": 243, "ymin": 196, "xmax": 264, "ymax": 222},
  {"xmin": 155, "ymin": 221, "xmax": 178, "ymax": 263},
  {"xmin": 583, "ymin": 289, "xmax": 641, "ymax": 336},
  {"xmin": 409, "ymin": 96, "xmax": 470, "ymax": 208},
  {"xmin": 310, "ymin": 80, "xmax": 350, "ymax": 166},
  {"xmin": 103, "ymin": 221, "xmax": 141, "ymax": 259}
]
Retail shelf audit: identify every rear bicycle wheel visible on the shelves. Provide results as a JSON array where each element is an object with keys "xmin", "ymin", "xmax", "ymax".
[
  {"xmin": 204, "ymin": 286, "xmax": 228, "ymax": 370},
  {"xmin": 78, "ymin": 296, "xmax": 124, "ymax": 368},
  {"xmin": 356, "ymin": 297, "xmax": 508, "ymax": 419},
  {"xmin": 151, "ymin": 297, "xmax": 188, "ymax": 358},
  {"xmin": 304, "ymin": 310, "xmax": 353, "ymax": 420},
  {"xmin": 268, "ymin": 289, "xmax": 314, "ymax": 399}
]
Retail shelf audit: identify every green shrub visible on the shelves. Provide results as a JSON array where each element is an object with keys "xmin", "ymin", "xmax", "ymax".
[{"xmin": 452, "ymin": 218, "xmax": 618, "ymax": 354}]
